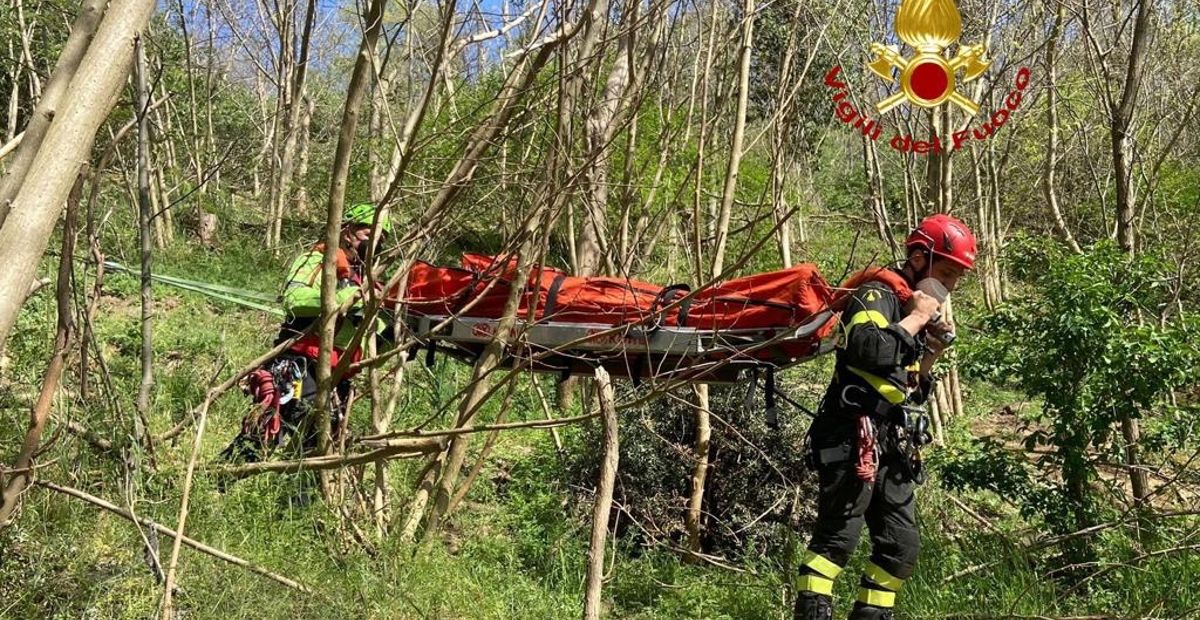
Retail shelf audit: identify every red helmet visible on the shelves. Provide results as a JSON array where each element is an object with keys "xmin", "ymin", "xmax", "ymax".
[{"xmin": 906, "ymin": 214, "xmax": 977, "ymax": 270}]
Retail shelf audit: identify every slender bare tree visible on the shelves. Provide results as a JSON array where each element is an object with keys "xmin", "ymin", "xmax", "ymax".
[
  {"xmin": 686, "ymin": 0, "xmax": 755, "ymax": 556},
  {"xmin": 135, "ymin": 37, "xmax": 155, "ymax": 445}
]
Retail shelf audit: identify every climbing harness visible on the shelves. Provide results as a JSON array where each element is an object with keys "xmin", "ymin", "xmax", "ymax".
[{"xmin": 239, "ymin": 357, "xmax": 305, "ymax": 451}]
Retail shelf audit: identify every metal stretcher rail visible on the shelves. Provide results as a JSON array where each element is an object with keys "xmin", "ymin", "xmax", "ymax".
[{"xmin": 405, "ymin": 310, "xmax": 837, "ymax": 383}]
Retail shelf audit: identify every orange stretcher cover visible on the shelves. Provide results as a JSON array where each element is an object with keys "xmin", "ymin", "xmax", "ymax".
[{"xmin": 394, "ymin": 254, "xmax": 838, "ymax": 336}]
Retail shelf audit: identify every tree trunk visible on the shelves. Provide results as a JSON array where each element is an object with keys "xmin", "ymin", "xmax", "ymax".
[
  {"xmin": 368, "ymin": 36, "xmax": 390, "ymax": 203},
  {"xmin": 969, "ymin": 146, "xmax": 996, "ymax": 309},
  {"xmin": 1112, "ymin": 0, "xmax": 1152, "ymax": 255},
  {"xmin": 938, "ymin": 105, "xmax": 953, "ymax": 212},
  {"xmin": 794, "ymin": 161, "xmax": 811, "ymax": 244},
  {"xmin": 686, "ymin": 0, "xmax": 755, "ymax": 556},
  {"xmin": 928, "ymin": 389, "xmax": 945, "ymax": 445},
  {"xmin": 398, "ymin": 458, "xmax": 439, "ymax": 542},
  {"xmin": 446, "ymin": 403, "xmax": 509, "ymax": 516},
  {"xmin": 582, "ymin": 366, "xmax": 619, "ymax": 620},
  {"xmin": 986, "ymin": 142, "xmax": 1007, "ymax": 299},
  {"xmin": 271, "ymin": 0, "xmax": 318, "ymax": 248},
  {"xmin": 0, "ymin": 0, "xmax": 108, "ymax": 228},
  {"xmin": 685, "ymin": 382, "xmax": 713, "ymax": 556},
  {"xmin": 0, "ymin": 171, "xmax": 79, "ymax": 527},
  {"xmin": 398, "ymin": 17, "xmax": 582, "ymax": 539},
  {"xmin": 135, "ymin": 37, "xmax": 155, "ymax": 434},
  {"xmin": 264, "ymin": 0, "xmax": 294, "ymax": 250},
  {"xmin": 863, "ymin": 136, "xmax": 898, "ymax": 257},
  {"xmin": 1043, "ymin": 1, "xmax": 1082, "ymax": 254},
  {"xmin": 421, "ymin": 235, "xmax": 540, "ymax": 540},
  {"xmin": 313, "ymin": 0, "xmax": 389, "ymax": 464},
  {"xmin": 0, "ymin": 0, "xmax": 156, "ymax": 350},
  {"xmin": 198, "ymin": 212, "xmax": 218, "ymax": 247},
  {"xmin": 766, "ymin": 0, "xmax": 805, "ymax": 267},
  {"xmin": 404, "ymin": 73, "xmax": 586, "ymax": 533},
  {"xmin": 576, "ymin": 1, "xmax": 626, "ymax": 278},
  {"xmin": 561, "ymin": 6, "xmax": 634, "ymax": 413},
  {"xmin": 771, "ymin": 152, "xmax": 794, "ymax": 267},
  {"xmin": 1108, "ymin": 0, "xmax": 1153, "ymax": 504},
  {"xmin": 204, "ymin": 2, "xmax": 219, "ymax": 191},
  {"xmin": 14, "ymin": 0, "xmax": 44, "ymax": 100},
  {"xmin": 5, "ymin": 42, "xmax": 20, "ymax": 144},
  {"xmin": 251, "ymin": 71, "xmax": 273, "ymax": 199},
  {"xmin": 174, "ymin": 0, "xmax": 205, "ymax": 190},
  {"xmin": 681, "ymin": 0, "xmax": 719, "ymax": 557},
  {"xmin": 1121, "ymin": 416, "xmax": 1149, "ymax": 506},
  {"xmin": 922, "ymin": 106, "xmax": 964, "ymax": 419},
  {"xmin": 296, "ymin": 95, "xmax": 314, "ymax": 214},
  {"xmin": 708, "ymin": 0, "xmax": 754, "ymax": 278},
  {"xmin": 153, "ymin": 168, "xmax": 173, "ymax": 246}
]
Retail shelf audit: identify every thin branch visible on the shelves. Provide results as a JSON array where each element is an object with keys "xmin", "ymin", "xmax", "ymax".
[
  {"xmin": 208, "ymin": 437, "xmax": 447, "ymax": 477},
  {"xmin": 35, "ymin": 481, "xmax": 312, "ymax": 593}
]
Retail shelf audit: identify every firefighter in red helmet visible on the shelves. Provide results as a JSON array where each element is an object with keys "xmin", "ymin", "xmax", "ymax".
[{"xmin": 794, "ymin": 214, "xmax": 976, "ymax": 620}]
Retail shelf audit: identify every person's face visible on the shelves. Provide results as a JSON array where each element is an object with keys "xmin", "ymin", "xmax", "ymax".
[
  {"xmin": 343, "ymin": 225, "xmax": 372, "ymax": 252},
  {"xmin": 929, "ymin": 258, "xmax": 966, "ymax": 293}
]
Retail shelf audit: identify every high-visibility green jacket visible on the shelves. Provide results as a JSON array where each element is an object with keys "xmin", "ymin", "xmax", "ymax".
[{"xmin": 276, "ymin": 245, "xmax": 388, "ymax": 360}]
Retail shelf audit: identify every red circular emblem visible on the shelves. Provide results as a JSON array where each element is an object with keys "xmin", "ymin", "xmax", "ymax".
[{"xmin": 910, "ymin": 61, "xmax": 949, "ymax": 101}]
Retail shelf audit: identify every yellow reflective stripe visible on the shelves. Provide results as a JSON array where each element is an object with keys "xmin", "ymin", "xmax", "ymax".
[
  {"xmin": 846, "ymin": 310, "xmax": 889, "ymax": 330},
  {"xmin": 857, "ymin": 587, "xmax": 896, "ymax": 607},
  {"xmin": 846, "ymin": 366, "xmax": 906, "ymax": 405},
  {"xmin": 796, "ymin": 574, "xmax": 834, "ymax": 596},
  {"xmin": 864, "ymin": 562, "xmax": 904, "ymax": 591},
  {"xmin": 801, "ymin": 551, "xmax": 843, "ymax": 579}
]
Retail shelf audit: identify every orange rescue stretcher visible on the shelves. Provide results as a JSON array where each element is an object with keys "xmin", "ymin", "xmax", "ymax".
[{"xmin": 387, "ymin": 254, "xmax": 842, "ymax": 385}]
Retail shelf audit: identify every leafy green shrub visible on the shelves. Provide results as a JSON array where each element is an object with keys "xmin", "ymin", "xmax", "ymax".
[
  {"xmin": 959, "ymin": 239, "xmax": 1200, "ymax": 556},
  {"xmin": 561, "ymin": 382, "xmax": 817, "ymax": 561},
  {"xmin": 930, "ymin": 437, "xmax": 1071, "ymax": 528}
]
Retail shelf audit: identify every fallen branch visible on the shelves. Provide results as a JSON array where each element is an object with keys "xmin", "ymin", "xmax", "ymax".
[
  {"xmin": 162, "ymin": 345, "xmax": 217, "ymax": 616},
  {"xmin": 207, "ymin": 438, "xmax": 447, "ymax": 477},
  {"xmin": 65, "ymin": 420, "xmax": 114, "ymax": 452},
  {"xmin": 0, "ymin": 458, "xmax": 60, "ymax": 476},
  {"xmin": 943, "ymin": 491, "xmax": 1007, "ymax": 538},
  {"xmin": 36, "ymin": 480, "xmax": 312, "ymax": 593}
]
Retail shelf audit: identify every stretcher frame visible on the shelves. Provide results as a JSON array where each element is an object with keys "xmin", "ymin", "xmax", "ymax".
[{"xmin": 406, "ymin": 310, "xmax": 837, "ymax": 384}]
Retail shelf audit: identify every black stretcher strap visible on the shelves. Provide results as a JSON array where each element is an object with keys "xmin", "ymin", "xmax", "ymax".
[
  {"xmin": 424, "ymin": 339, "xmax": 437, "ymax": 367},
  {"xmin": 543, "ymin": 273, "xmax": 569, "ymax": 317},
  {"xmin": 649, "ymin": 283, "xmax": 690, "ymax": 331}
]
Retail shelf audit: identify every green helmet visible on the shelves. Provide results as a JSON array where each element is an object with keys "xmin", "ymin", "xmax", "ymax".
[{"xmin": 343, "ymin": 202, "xmax": 392, "ymax": 235}]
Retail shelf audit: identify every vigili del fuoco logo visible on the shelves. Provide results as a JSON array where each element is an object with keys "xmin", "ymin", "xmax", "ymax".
[{"xmin": 824, "ymin": 0, "xmax": 1031, "ymax": 155}]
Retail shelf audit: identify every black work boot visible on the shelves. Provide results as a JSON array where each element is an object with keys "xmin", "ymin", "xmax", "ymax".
[
  {"xmin": 847, "ymin": 603, "xmax": 893, "ymax": 620},
  {"xmin": 793, "ymin": 592, "xmax": 833, "ymax": 620}
]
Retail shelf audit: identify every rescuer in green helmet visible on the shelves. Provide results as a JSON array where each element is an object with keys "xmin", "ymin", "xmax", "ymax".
[{"xmin": 221, "ymin": 202, "xmax": 393, "ymax": 463}]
